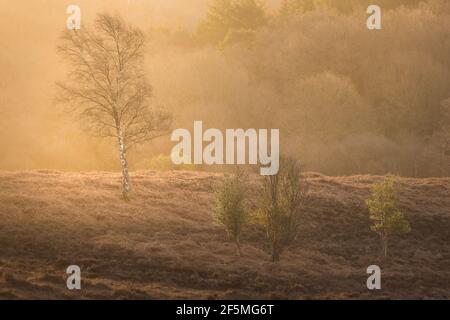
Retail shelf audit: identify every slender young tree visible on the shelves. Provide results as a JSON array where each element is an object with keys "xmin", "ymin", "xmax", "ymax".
[
  {"xmin": 366, "ymin": 179, "xmax": 411, "ymax": 259},
  {"xmin": 213, "ymin": 171, "xmax": 250, "ymax": 256},
  {"xmin": 259, "ymin": 158, "xmax": 307, "ymax": 262},
  {"xmin": 57, "ymin": 13, "xmax": 172, "ymax": 200}
]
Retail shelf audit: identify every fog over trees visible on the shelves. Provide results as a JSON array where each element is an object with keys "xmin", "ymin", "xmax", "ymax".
[
  {"xmin": 1, "ymin": 0, "xmax": 449, "ymax": 177},
  {"xmin": 149, "ymin": 0, "xmax": 450, "ymax": 177}
]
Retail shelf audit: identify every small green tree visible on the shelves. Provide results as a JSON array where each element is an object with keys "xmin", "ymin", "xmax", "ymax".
[
  {"xmin": 366, "ymin": 179, "xmax": 411, "ymax": 259},
  {"xmin": 258, "ymin": 158, "xmax": 307, "ymax": 262},
  {"xmin": 213, "ymin": 171, "xmax": 250, "ymax": 256}
]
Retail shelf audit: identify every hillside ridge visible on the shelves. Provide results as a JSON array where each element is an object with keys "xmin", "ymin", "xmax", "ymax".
[{"xmin": 0, "ymin": 170, "xmax": 449, "ymax": 299}]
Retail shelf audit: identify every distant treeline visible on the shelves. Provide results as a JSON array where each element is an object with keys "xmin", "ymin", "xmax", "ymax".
[{"xmin": 146, "ymin": 0, "xmax": 450, "ymax": 177}]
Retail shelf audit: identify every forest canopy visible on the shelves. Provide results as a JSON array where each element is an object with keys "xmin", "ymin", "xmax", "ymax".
[
  {"xmin": 1, "ymin": 0, "xmax": 449, "ymax": 177},
  {"xmin": 147, "ymin": 0, "xmax": 450, "ymax": 177}
]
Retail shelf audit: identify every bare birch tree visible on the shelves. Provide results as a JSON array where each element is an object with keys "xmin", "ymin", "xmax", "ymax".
[{"xmin": 57, "ymin": 13, "xmax": 172, "ymax": 200}]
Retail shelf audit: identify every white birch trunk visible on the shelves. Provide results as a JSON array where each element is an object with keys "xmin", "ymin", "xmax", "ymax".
[{"xmin": 118, "ymin": 131, "xmax": 130, "ymax": 200}]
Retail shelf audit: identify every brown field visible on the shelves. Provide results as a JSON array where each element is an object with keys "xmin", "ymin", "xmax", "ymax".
[{"xmin": 0, "ymin": 170, "xmax": 449, "ymax": 299}]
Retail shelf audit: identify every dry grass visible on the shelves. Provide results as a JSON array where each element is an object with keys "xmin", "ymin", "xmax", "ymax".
[{"xmin": 0, "ymin": 170, "xmax": 449, "ymax": 299}]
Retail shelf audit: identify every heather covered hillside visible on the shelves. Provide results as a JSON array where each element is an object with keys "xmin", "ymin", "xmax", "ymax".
[{"xmin": 0, "ymin": 170, "xmax": 448, "ymax": 299}]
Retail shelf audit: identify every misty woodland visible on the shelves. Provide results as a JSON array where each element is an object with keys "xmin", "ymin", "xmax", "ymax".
[{"xmin": 0, "ymin": 0, "xmax": 449, "ymax": 300}]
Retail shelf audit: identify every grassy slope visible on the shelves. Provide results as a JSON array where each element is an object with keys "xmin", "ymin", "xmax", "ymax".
[{"xmin": 0, "ymin": 170, "xmax": 449, "ymax": 299}]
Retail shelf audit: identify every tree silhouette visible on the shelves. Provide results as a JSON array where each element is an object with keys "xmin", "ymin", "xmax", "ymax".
[{"xmin": 57, "ymin": 13, "xmax": 172, "ymax": 200}]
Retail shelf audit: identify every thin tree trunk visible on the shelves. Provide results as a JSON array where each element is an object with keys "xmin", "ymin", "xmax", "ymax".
[
  {"xmin": 118, "ymin": 132, "xmax": 130, "ymax": 200},
  {"xmin": 382, "ymin": 235, "xmax": 388, "ymax": 260},
  {"xmin": 381, "ymin": 213, "xmax": 387, "ymax": 260},
  {"xmin": 235, "ymin": 237, "xmax": 242, "ymax": 257},
  {"xmin": 271, "ymin": 243, "xmax": 280, "ymax": 262}
]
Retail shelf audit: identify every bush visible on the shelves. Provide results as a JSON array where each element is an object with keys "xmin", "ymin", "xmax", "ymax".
[
  {"xmin": 366, "ymin": 178, "xmax": 411, "ymax": 259},
  {"xmin": 257, "ymin": 158, "xmax": 308, "ymax": 262},
  {"xmin": 213, "ymin": 171, "xmax": 250, "ymax": 256}
]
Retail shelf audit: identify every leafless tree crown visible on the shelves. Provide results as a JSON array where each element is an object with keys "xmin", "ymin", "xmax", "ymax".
[{"xmin": 57, "ymin": 13, "xmax": 172, "ymax": 150}]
